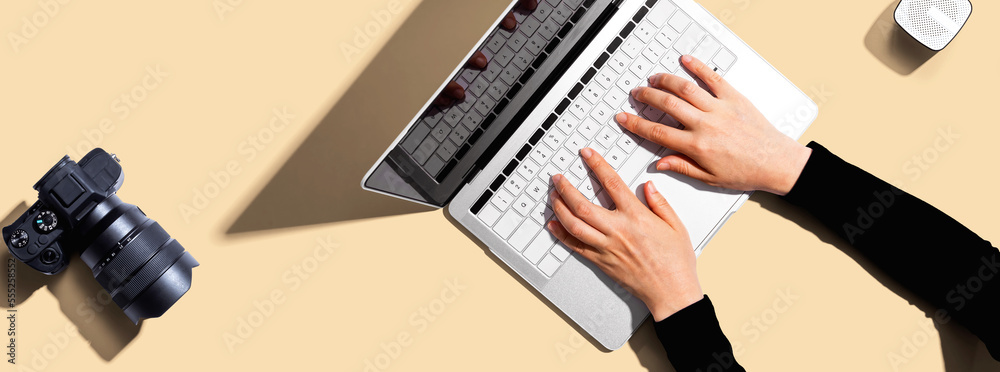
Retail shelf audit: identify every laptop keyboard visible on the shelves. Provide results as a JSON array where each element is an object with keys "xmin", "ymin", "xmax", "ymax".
[
  {"xmin": 398, "ymin": 0, "xmax": 598, "ymax": 183},
  {"xmin": 470, "ymin": 0, "xmax": 737, "ymax": 278}
]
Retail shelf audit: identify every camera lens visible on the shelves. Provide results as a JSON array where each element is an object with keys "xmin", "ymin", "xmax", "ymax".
[{"xmin": 76, "ymin": 195, "xmax": 199, "ymax": 324}]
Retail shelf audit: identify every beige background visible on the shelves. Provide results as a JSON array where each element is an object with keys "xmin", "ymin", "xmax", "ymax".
[{"xmin": 1, "ymin": 0, "xmax": 998, "ymax": 371}]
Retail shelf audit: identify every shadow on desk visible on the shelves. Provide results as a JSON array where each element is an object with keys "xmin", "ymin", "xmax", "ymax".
[
  {"xmin": 3, "ymin": 202, "xmax": 140, "ymax": 362},
  {"xmin": 864, "ymin": 0, "xmax": 939, "ymax": 76},
  {"xmin": 751, "ymin": 192, "xmax": 1000, "ymax": 372},
  {"xmin": 224, "ymin": 0, "xmax": 513, "ymax": 234}
]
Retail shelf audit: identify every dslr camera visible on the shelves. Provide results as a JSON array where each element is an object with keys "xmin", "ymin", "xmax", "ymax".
[{"xmin": 3, "ymin": 148, "xmax": 198, "ymax": 323}]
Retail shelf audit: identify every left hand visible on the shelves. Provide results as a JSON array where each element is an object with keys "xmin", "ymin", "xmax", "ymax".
[{"xmin": 548, "ymin": 148, "xmax": 704, "ymax": 321}]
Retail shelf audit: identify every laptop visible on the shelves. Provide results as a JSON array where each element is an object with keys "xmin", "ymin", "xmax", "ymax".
[{"xmin": 363, "ymin": 0, "xmax": 817, "ymax": 349}]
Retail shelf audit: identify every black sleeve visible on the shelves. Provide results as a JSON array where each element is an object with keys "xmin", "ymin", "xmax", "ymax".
[
  {"xmin": 655, "ymin": 295, "xmax": 745, "ymax": 371},
  {"xmin": 780, "ymin": 142, "xmax": 1000, "ymax": 359}
]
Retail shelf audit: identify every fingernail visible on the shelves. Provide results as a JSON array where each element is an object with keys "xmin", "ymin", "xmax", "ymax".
[
  {"xmin": 615, "ymin": 112, "xmax": 628, "ymax": 125},
  {"xmin": 546, "ymin": 221, "xmax": 555, "ymax": 230},
  {"xmin": 580, "ymin": 147, "xmax": 593, "ymax": 159},
  {"xmin": 630, "ymin": 87, "xmax": 641, "ymax": 97},
  {"xmin": 551, "ymin": 173, "xmax": 563, "ymax": 183},
  {"xmin": 647, "ymin": 181, "xmax": 658, "ymax": 193},
  {"xmin": 648, "ymin": 74, "xmax": 659, "ymax": 85},
  {"xmin": 656, "ymin": 161, "xmax": 670, "ymax": 171},
  {"xmin": 681, "ymin": 55, "xmax": 693, "ymax": 63},
  {"xmin": 475, "ymin": 54, "xmax": 487, "ymax": 66}
]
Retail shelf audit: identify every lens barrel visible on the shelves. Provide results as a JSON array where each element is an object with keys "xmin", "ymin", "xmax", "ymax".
[{"xmin": 77, "ymin": 195, "xmax": 198, "ymax": 323}]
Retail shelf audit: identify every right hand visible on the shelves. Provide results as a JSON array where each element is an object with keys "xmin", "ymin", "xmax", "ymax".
[
  {"xmin": 434, "ymin": 0, "xmax": 538, "ymax": 106},
  {"xmin": 615, "ymin": 55, "xmax": 812, "ymax": 196}
]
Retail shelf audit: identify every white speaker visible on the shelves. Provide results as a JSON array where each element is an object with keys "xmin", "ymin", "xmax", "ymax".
[{"xmin": 894, "ymin": 0, "xmax": 973, "ymax": 51}]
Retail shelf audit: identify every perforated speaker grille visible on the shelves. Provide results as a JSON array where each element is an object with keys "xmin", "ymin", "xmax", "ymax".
[{"xmin": 895, "ymin": 0, "xmax": 972, "ymax": 50}]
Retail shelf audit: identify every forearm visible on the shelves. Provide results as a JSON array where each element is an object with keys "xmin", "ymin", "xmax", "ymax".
[
  {"xmin": 780, "ymin": 142, "xmax": 1000, "ymax": 359},
  {"xmin": 655, "ymin": 296, "xmax": 745, "ymax": 372}
]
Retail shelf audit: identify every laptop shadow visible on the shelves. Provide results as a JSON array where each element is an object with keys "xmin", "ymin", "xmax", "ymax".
[
  {"xmin": 750, "ymin": 192, "xmax": 1000, "ymax": 371},
  {"xmin": 225, "ymin": 0, "xmax": 516, "ymax": 234},
  {"xmin": 3, "ymin": 202, "xmax": 141, "ymax": 361},
  {"xmin": 864, "ymin": 0, "xmax": 939, "ymax": 76}
]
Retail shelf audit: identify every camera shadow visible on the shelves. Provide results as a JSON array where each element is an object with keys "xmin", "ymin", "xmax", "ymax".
[
  {"xmin": 3, "ymin": 202, "xmax": 140, "ymax": 361},
  {"xmin": 864, "ymin": 0, "xmax": 939, "ymax": 76},
  {"xmin": 224, "ymin": 0, "xmax": 514, "ymax": 235},
  {"xmin": 751, "ymin": 192, "xmax": 1000, "ymax": 371}
]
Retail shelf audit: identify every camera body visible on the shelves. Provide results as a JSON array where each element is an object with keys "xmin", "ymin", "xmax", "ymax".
[{"xmin": 3, "ymin": 149, "xmax": 198, "ymax": 323}]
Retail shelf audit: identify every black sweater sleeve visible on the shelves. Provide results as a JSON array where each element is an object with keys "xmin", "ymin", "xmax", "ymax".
[
  {"xmin": 655, "ymin": 295, "xmax": 745, "ymax": 371},
  {"xmin": 654, "ymin": 142, "xmax": 1000, "ymax": 369},
  {"xmin": 780, "ymin": 142, "xmax": 1000, "ymax": 359}
]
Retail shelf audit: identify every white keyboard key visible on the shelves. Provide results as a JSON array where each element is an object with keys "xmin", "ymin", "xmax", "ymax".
[
  {"xmin": 596, "ymin": 68, "xmax": 617, "ymax": 89},
  {"xmin": 596, "ymin": 126, "xmax": 620, "ymax": 149},
  {"xmin": 662, "ymin": 49, "xmax": 681, "ymax": 72},
  {"xmin": 495, "ymin": 47, "xmax": 515, "ymax": 66},
  {"xmin": 492, "ymin": 189, "xmax": 515, "ymax": 210},
  {"xmin": 456, "ymin": 94, "xmax": 477, "ymax": 113},
  {"xmin": 413, "ymin": 136, "xmax": 438, "ymax": 164},
  {"xmin": 578, "ymin": 174, "xmax": 600, "ymax": 200},
  {"xmin": 529, "ymin": 202, "xmax": 554, "ymax": 225},
  {"xmin": 425, "ymin": 155, "xmax": 446, "ymax": 175},
  {"xmin": 582, "ymin": 83, "xmax": 604, "ymax": 104},
  {"xmin": 505, "ymin": 173, "xmax": 527, "ymax": 195},
  {"xmin": 674, "ymin": 25, "xmax": 706, "ymax": 55},
  {"xmin": 430, "ymin": 121, "xmax": 451, "ymax": 142},
  {"xmin": 628, "ymin": 56, "xmax": 654, "ymax": 82},
  {"xmin": 646, "ymin": 1, "xmax": 677, "ymax": 26},
  {"xmin": 401, "ymin": 123, "xmax": 431, "ymax": 153},
  {"xmin": 692, "ymin": 36, "xmax": 721, "ymax": 63},
  {"xmin": 616, "ymin": 73, "xmax": 641, "ymax": 100},
  {"xmin": 668, "ymin": 10, "xmax": 691, "ymax": 33},
  {"xmin": 634, "ymin": 21, "xmax": 656, "ymax": 43},
  {"xmin": 512, "ymin": 193, "xmax": 534, "ymax": 216},
  {"xmin": 569, "ymin": 158, "xmax": 588, "ymax": 179},
  {"xmin": 437, "ymin": 139, "xmax": 458, "ymax": 159},
  {"xmin": 565, "ymin": 0, "xmax": 583, "ymax": 7},
  {"xmin": 524, "ymin": 231, "xmax": 557, "ymax": 265},
  {"xmin": 621, "ymin": 36, "xmax": 644, "ymax": 58},
  {"xmin": 483, "ymin": 63, "xmax": 503, "ymax": 80},
  {"xmin": 475, "ymin": 94, "xmax": 497, "ymax": 116},
  {"xmin": 591, "ymin": 102, "xmax": 615, "ymax": 124},
  {"xmin": 713, "ymin": 48, "xmax": 736, "ymax": 71},
  {"xmin": 518, "ymin": 158, "xmax": 541, "ymax": 180},
  {"xmin": 538, "ymin": 254, "xmax": 562, "ymax": 277},
  {"xmin": 606, "ymin": 147, "xmax": 627, "ymax": 169},
  {"xmin": 578, "ymin": 118, "xmax": 600, "ymax": 139},
  {"xmin": 552, "ymin": 147, "xmax": 574, "ymax": 170},
  {"xmin": 530, "ymin": 143, "xmax": 554, "ymax": 164},
  {"xmin": 507, "ymin": 31, "xmax": 528, "ymax": 52},
  {"xmin": 509, "ymin": 219, "xmax": 541, "ymax": 253},
  {"xmin": 488, "ymin": 81, "xmax": 508, "ymax": 101},
  {"xmin": 641, "ymin": 104, "xmax": 664, "ymax": 122},
  {"xmin": 538, "ymin": 17, "xmax": 559, "ymax": 40},
  {"xmin": 642, "ymin": 41, "xmax": 667, "ymax": 64},
  {"xmin": 566, "ymin": 132, "xmax": 588, "ymax": 154},
  {"xmin": 609, "ymin": 53, "xmax": 631, "ymax": 74},
  {"xmin": 551, "ymin": 243, "xmax": 571, "ymax": 261},
  {"xmin": 556, "ymin": 115, "xmax": 579, "ymax": 134},
  {"xmin": 486, "ymin": 32, "xmax": 508, "ymax": 54},
  {"xmin": 526, "ymin": 178, "xmax": 549, "ymax": 201},
  {"xmin": 534, "ymin": 1, "xmax": 554, "ymax": 22},
  {"xmin": 551, "ymin": 3, "xmax": 573, "ymax": 24},
  {"xmin": 469, "ymin": 76, "xmax": 490, "ymax": 96},
  {"xmin": 512, "ymin": 48, "xmax": 533, "ymax": 71},
  {"xmin": 500, "ymin": 64, "xmax": 520, "ymax": 85},
  {"xmin": 616, "ymin": 131, "xmax": 639, "ymax": 153},
  {"xmin": 604, "ymin": 88, "xmax": 628, "ymax": 109},
  {"xmin": 539, "ymin": 163, "xmax": 561, "ymax": 184},
  {"xmin": 569, "ymin": 100, "xmax": 592, "ymax": 120},
  {"xmin": 521, "ymin": 16, "xmax": 541, "ymax": 37},
  {"xmin": 655, "ymin": 25, "xmax": 681, "ymax": 48},
  {"xmin": 461, "ymin": 68, "xmax": 481, "ymax": 84},
  {"xmin": 525, "ymin": 32, "xmax": 546, "ymax": 55},
  {"xmin": 443, "ymin": 107, "xmax": 464, "ymax": 127},
  {"xmin": 461, "ymin": 111, "xmax": 483, "ymax": 130},
  {"xmin": 479, "ymin": 204, "xmax": 502, "ymax": 226},
  {"xmin": 543, "ymin": 128, "xmax": 567, "ymax": 149}
]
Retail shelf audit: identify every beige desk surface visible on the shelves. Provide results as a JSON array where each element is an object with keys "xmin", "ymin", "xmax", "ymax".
[{"xmin": 2, "ymin": 0, "xmax": 998, "ymax": 371}]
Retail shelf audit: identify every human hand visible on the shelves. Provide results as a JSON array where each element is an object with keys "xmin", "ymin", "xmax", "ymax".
[
  {"xmin": 615, "ymin": 55, "xmax": 812, "ymax": 195},
  {"xmin": 434, "ymin": 0, "xmax": 538, "ymax": 106},
  {"xmin": 547, "ymin": 148, "xmax": 703, "ymax": 322}
]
